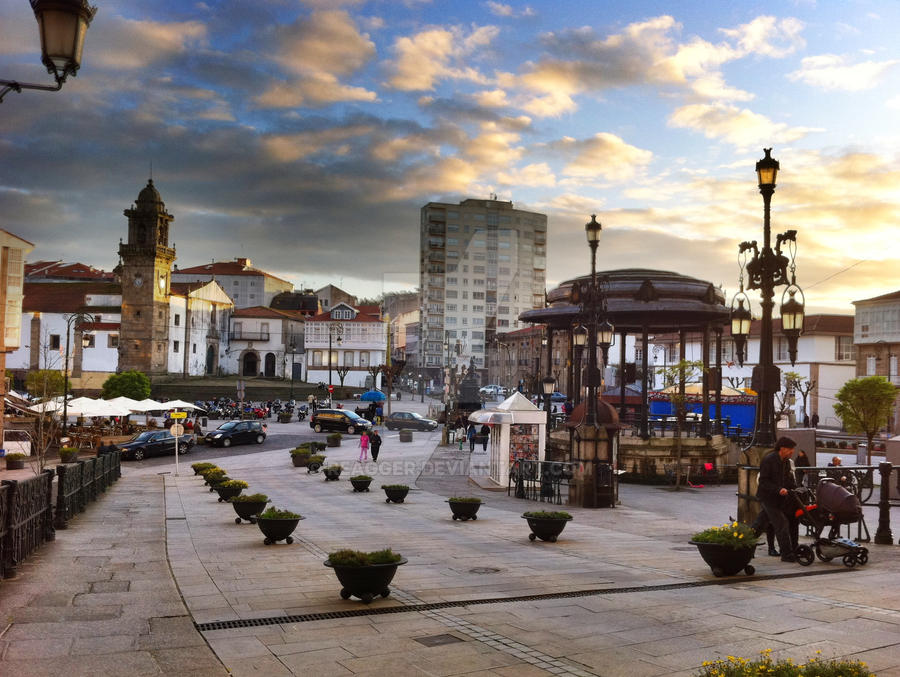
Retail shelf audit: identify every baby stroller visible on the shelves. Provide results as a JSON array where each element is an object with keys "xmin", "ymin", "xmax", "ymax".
[{"xmin": 792, "ymin": 479, "xmax": 869, "ymax": 568}]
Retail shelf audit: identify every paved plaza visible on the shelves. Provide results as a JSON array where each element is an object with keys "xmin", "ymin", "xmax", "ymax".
[{"xmin": 2, "ymin": 407, "xmax": 900, "ymax": 676}]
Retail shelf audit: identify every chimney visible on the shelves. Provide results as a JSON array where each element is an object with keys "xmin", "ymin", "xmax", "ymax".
[{"xmin": 235, "ymin": 257, "xmax": 251, "ymax": 268}]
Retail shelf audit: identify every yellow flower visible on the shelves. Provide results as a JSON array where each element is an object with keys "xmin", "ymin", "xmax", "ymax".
[
  {"xmin": 732, "ymin": 521, "xmax": 738, "ymax": 527},
  {"xmin": 733, "ymin": 531, "xmax": 738, "ymax": 537},
  {"xmin": 739, "ymin": 533, "xmax": 744, "ymax": 539}
]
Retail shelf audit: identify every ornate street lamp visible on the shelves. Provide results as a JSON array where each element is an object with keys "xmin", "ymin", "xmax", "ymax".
[
  {"xmin": 730, "ymin": 294, "xmax": 752, "ymax": 367},
  {"xmin": 1, "ymin": 1, "xmax": 98, "ymax": 103},
  {"xmin": 732, "ymin": 149, "xmax": 805, "ymax": 447},
  {"xmin": 542, "ymin": 375, "xmax": 556, "ymax": 452},
  {"xmin": 61, "ymin": 310, "xmax": 94, "ymax": 434}
]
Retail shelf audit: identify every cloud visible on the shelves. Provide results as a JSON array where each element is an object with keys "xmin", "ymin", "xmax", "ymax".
[
  {"xmin": 554, "ymin": 133, "xmax": 653, "ymax": 182},
  {"xmin": 719, "ymin": 16, "xmax": 805, "ymax": 58},
  {"xmin": 486, "ymin": 2, "xmax": 535, "ymax": 18},
  {"xmin": 788, "ymin": 54, "xmax": 899, "ymax": 91},
  {"xmin": 384, "ymin": 24, "xmax": 499, "ymax": 91},
  {"xmin": 668, "ymin": 103, "xmax": 819, "ymax": 148},
  {"xmin": 263, "ymin": 124, "xmax": 376, "ymax": 163},
  {"xmin": 90, "ymin": 16, "xmax": 207, "ymax": 70},
  {"xmin": 496, "ymin": 163, "xmax": 556, "ymax": 187}
]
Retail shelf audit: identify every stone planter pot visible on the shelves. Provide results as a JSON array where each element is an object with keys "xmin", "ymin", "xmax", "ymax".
[
  {"xmin": 448, "ymin": 500, "xmax": 482, "ymax": 521},
  {"xmin": 323, "ymin": 467, "xmax": 342, "ymax": 481},
  {"xmin": 5, "ymin": 458, "xmax": 25, "ymax": 470},
  {"xmin": 257, "ymin": 516, "xmax": 303, "ymax": 545},
  {"xmin": 291, "ymin": 454, "xmax": 310, "ymax": 468},
  {"xmin": 206, "ymin": 476, "xmax": 229, "ymax": 492},
  {"xmin": 690, "ymin": 541, "xmax": 756, "ymax": 577},
  {"xmin": 215, "ymin": 485, "xmax": 244, "ymax": 503},
  {"xmin": 324, "ymin": 557, "xmax": 408, "ymax": 604},
  {"xmin": 59, "ymin": 451, "xmax": 79, "ymax": 464},
  {"xmin": 231, "ymin": 500, "xmax": 267, "ymax": 524},
  {"xmin": 327, "ymin": 436, "xmax": 342, "ymax": 448},
  {"xmin": 522, "ymin": 515, "xmax": 572, "ymax": 542},
  {"xmin": 399, "ymin": 429, "xmax": 413, "ymax": 443},
  {"xmin": 383, "ymin": 486, "xmax": 409, "ymax": 504},
  {"xmin": 350, "ymin": 478, "xmax": 372, "ymax": 492},
  {"xmin": 278, "ymin": 413, "xmax": 292, "ymax": 423}
]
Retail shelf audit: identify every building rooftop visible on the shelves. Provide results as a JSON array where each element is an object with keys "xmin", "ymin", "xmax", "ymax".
[
  {"xmin": 25, "ymin": 261, "xmax": 114, "ymax": 281},
  {"xmin": 174, "ymin": 258, "xmax": 292, "ymax": 286},
  {"xmin": 24, "ymin": 282, "xmax": 121, "ymax": 313}
]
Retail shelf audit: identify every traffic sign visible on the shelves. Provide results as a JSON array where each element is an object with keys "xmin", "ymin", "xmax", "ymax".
[
  {"xmin": 328, "ymin": 384, "xmax": 334, "ymax": 393},
  {"xmin": 171, "ymin": 424, "xmax": 185, "ymax": 436},
  {"xmin": 170, "ymin": 411, "xmax": 187, "ymax": 419}
]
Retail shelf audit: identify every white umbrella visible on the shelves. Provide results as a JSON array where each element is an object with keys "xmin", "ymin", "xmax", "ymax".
[
  {"xmin": 28, "ymin": 398, "xmax": 65, "ymax": 413},
  {"xmin": 131, "ymin": 398, "xmax": 167, "ymax": 412},
  {"xmin": 76, "ymin": 400, "xmax": 134, "ymax": 417},
  {"xmin": 160, "ymin": 399, "xmax": 204, "ymax": 411},
  {"xmin": 106, "ymin": 395, "xmax": 141, "ymax": 410}
]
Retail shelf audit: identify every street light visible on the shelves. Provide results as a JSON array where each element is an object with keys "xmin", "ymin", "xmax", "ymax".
[
  {"xmin": 287, "ymin": 340, "xmax": 296, "ymax": 400},
  {"xmin": 61, "ymin": 310, "xmax": 94, "ymax": 434},
  {"xmin": 731, "ymin": 148, "xmax": 805, "ymax": 447},
  {"xmin": 1, "ymin": 1, "xmax": 98, "ymax": 103},
  {"xmin": 327, "ymin": 322, "xmax": 343, "ymax": 399}
]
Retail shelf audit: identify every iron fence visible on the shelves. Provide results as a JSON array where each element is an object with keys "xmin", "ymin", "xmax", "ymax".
[{"xmin": 508, "ymin": 459, "xmax": 577, "ymax": 505}]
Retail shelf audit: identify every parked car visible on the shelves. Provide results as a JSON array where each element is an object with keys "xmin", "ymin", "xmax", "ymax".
[
  {"xmin": 384, "ymin": 411, "xmax": 439, "ymax": 431},
  {"xmin": 310, "ymin": 408, "xmax": 372, "ymax": 434},
  {"xmin": 116, "ymin": 430, "xmax": 194, "ymax": 461},
  {"xmin": 479, "ymin": 384, "xmax": 508, "ymax": 397},
  {"xmin": 204, "ymin": 420, "xmax": 267, "ymax": 447},
  {"xmin": 425, "ymin": 386, "xmax": 444, "ymax": 398},
  {"xmin": 550, "ymin": 391, "xmax": 567, "ymax": 402}
]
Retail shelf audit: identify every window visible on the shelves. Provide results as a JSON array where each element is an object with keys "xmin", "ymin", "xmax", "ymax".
[
  {"xmin": 344, "ymin": 351, "xmax": 354, "ymax": 366},
  {"xmin": 359, "ymin": 351, "xmax": 370, "ymax": 367},
  {"xmin": 775, "ymin": 337, "xmax": 788, "ymax": 362},
  {"xmin": 192, "ymin": 344, "xmax": 197, "ymax": 354},
  {"xmin": 473, "ymin": 291, "xmax": 485, "ymax": 299},
  {"xmin": 108, "ymin": 334, "xmax": 119, "ymax": 348},
  {"xmin": 867, "ymin": 355, "xmax": 877, "ymax": 376},
  {"xmin": 313, "ymin": 350, "xmax": 322, "ymax": 366},
  {"xmin": 174, "ymin": 341, "xmax": 180, "ymax": 353},
  {"xmin": 447, "ymin": 277, "xmax": 457, "ymax": 285},
  {"xmin": 50, "ymin": 334, "xmax": 60, "ymax": 350},
  {"xmin": 835, "ymin": 336, "xmax": 855, "ymax": 361},
  {"xmin": 634, "ymin": 346, "xmax": 643, "ymax": 362}
]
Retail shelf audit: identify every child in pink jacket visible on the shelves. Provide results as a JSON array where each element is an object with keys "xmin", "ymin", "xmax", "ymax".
[{"xmin": 358, "ymin": 431, "xmax": 370, "ymax": 461}]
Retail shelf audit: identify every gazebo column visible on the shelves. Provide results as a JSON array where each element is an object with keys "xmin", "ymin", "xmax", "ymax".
[
  {"xmin": 701, "ymin": 324, "xmax": 710, "ymax": 437},
  {"xmin": 715, "ymin": 328, "xmax": 723, "ymax": 434},
  {"xmin": 679, "ymin": 330, "xmax": 686, "ymax": 433},
  {"xmin": 640, "ymin": 326, "xmax": 649, "ymax": 439},
  {"xmin": 567, "ymin": 326, "xmax": 575, "ymax": 405},
  {"xmin": 618, "ymin": 330, "xmax": 627, "ymax": 420}
]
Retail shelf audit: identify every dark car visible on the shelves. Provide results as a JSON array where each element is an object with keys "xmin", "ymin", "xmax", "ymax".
[
  {"xmin": 384, "ymin": 411, "xmax": 438, "ymax": 431},
  {"xmin": 204, "ymin": 420, "xmax": 267, "ymax": 447},
  {"xmin": 310, "ymin": 408, "xmax": 372, "ymax": 434},
  {"xmin": 116, "ymin": 430, "xmax": 194, "ymax": 461}
]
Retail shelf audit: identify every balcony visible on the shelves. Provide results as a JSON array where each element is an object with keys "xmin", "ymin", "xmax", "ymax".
[{"xmin": 229, "ymin": 331, "xmax": 270, "ymax": 342}]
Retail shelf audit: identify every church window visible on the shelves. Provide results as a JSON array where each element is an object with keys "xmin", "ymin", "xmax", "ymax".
[
  {"xmin": 108, "ymin": 335, "xmax": 118, "ymax": 348},
  {"xmin": 157, "ymin": 343, "xmax": 163, "ymax": 351},
  {"xmin": 135, "ymin": 311, "xmax": 141, "ymax": 318},
  {"xmin": 49, "ymin": 334, "xmax": 60, "ymax": 350},
  {"xmin": 174, "ymin": 314, "xmax": 180, "ymax": 326},
  {"xmin": 192, "ymin": 344, "xmax": 197, "ymax": 354},
  {"xmin": 174, "ymin": 341, "xmax": 180, "ymax": 353},
  {"xmin": 158, "ymin": 311, "xmax": 163, "ymax": 319}
]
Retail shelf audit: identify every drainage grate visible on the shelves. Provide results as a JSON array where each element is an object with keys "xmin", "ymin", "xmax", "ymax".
[
  {"xmin": 469, "ymin": 567, "xmax": 502, "ymax": 574},
  {"xmin": 414, "ymin": 633, "xmax": 465, "ymax": 647},
  {"xmin": 194, "ymin": 568, "xmax": 847, "ymax": 632}
]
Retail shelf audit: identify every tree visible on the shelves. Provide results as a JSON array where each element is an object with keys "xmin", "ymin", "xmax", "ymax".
[
  {"xmin": 833, "ymin": 376, "xmax": 896, "ymax": 464},
  {"xmin": 656, "ymin": 360, "xmax": 705, "ymax": 490},
  {"xmin": 101, "ymin": 370, "xmax": 151, "ymax": 400},
  {"xmin": 774, "ymin": 371, "xmax": 802, "ymax": 427},
  {"xmin": 25, "ymin": 368, "xmax": 67, "ymax": 473},
  {"xmin": 335, "ymin": 366, "xmax": 351, "ymax": 392},
  {"xmin": 26, "ymin": 369, "xmax": 65, "ymax": 399}
]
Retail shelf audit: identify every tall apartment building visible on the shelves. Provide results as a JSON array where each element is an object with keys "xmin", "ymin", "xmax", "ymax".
[{"xmin": 419, "ymin": 198, "xmax": 547, "ymax": 380}]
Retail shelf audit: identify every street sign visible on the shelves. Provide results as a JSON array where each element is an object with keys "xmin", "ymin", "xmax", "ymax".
[
  {"xmin": 170, "ymin": 411, "xmax": 187, "ymax": 419},
  {"xmin": 171, "ymin": 424, "xmax": 185, "ymax": 436},
  {"xmin": 328, "ymin": 384, "xmax": 334, "ymax": 393}
]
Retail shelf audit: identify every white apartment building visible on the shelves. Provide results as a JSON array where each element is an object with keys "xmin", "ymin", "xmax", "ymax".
[
  {"xmin": 172, "ymin": 258, "xmax": 293, "ymax": 309},
  {"xmin": 853, "ymin": 290, "xmax": 900, "ymax": 432},
  {"xmin": 419, "ymin": 198, "xmax": 547, "ymax": 380},
  {"xmin": 304, "ymin": 302, "xmax": 386, "ymax": 389}
]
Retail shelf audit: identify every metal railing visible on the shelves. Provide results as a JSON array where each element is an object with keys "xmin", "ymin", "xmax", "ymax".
[
  {"xmin": 508, "ymin": 459, "xmax": 577, "ymax": 505},
  {"xmin": 2, "ymin": 470, "xmax": 55, "ymax": 578},
  {"xmin": 228, "ymin": 331, "xmax": 270, "ymax": 341}
]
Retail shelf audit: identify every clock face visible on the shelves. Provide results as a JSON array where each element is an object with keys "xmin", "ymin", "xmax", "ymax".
[{"xmin": 133, "ymin": 274, "xmax": 143, "ymax": 287}]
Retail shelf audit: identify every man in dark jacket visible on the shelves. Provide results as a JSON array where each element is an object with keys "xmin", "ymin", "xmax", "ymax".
[{"xmin": 756, "ymin": 436, "xmax": 798, "ymax": 562}]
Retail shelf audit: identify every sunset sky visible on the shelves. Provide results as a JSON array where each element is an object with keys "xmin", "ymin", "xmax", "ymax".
[{"xmin": 2, "ymin": 1, "xmax": 899, "ymax": 314}]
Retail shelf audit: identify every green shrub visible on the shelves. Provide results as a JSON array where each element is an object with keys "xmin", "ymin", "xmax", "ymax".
[
  {"xmin": 381, "ymin": 484, "xmax": 409, "ymax": 490},
  {"xmin": 523, "ymin": 510, "xmax": 572, "ymax": 520},
  {"xmin": 350, "ymin": 475, "xmax": 372, "ymax": 481},
  {"xmin": 327, "ymin": 432, "xmax": 342, "ymax": 441},
  {"xmin": 5, "ymin": 452, "xmax": 27, "ymax": 461},
  {"xmin": 691, "ymin": 521, "xmax": 757, "ymax": 549},
  {"xmin": 259, "ymin": 507, "xmax": 300, "ymax": 519},
  {"xmin": 220, "ymin": 479, "xmax": 248, "ymax": 489},
  {"xmin": 229, "ymin": 493, "xmax": 268, "ymax": 503},
  {"xmin": 290, "ymin": 446, "xmax": 312, "ymax": 457},
  {"xmin": 327, "ymin": 548, "xmax": 403, "ymax": 567},
  {"xmin": 326, "ymin": 464, "xmax": 342, "ymax": 472},
  {"xmin": 449, "ymin": 496, "xmax": 482, "ymax": 503},
  {"xmin": 308, "ymin": 454, "xmax": 326, "ymax": 464},
  {"xmin": 696, "ymin": 649, "xmax": 872, "ymax": 676},
  {"xmin": 191, "ymin": 462, "xmax": 216, "ymax": 472}
]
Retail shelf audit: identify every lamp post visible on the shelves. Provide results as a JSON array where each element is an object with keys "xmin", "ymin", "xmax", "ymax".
[
  {"xmin": 287, "ymin": 341, "xmax": 296, "ymax": 400},
  {"xmin": 327, "ymin": 322, "xmax": 343, "ymax": 399},
  {"xmin": 1, "ymin": 1, "xmax": 98, "ymax": 103},
  {"xmin": 61, "ymin": 310, "xmax": 94, "ymax": 434},
  {"xmin": 731, "ymin": 149, "xmax": 805, "ymax": 447}
]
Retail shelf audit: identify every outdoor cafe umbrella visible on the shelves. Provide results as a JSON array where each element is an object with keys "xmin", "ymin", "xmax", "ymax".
[
  {"xmin": 159, "ymin": 399, "xmax": 205, "ymax": 411},
  {"xmin": 359, "ymin": 390, "xmax": 386, "ymax": 402}
]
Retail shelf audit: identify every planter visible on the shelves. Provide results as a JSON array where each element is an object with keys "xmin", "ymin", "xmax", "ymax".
[
  {"xmin": 59, "ymin": 451, "xmax": 79, "ymax": 464},
  {"xmin": 206, "ymin": 476, "xmax": 229, "ymax": 492},
  {"xmin": 689, "ymin": 541, "xmax": 756, "ymax": 577},
  {"xmin": 327, "ymin": 436, "xmax": 342, "ymax": 447},
  {"xmin": 383, "ymin": 486, "xmax": 409, "ymax": 503},
  {"xmin": 257, "ymin": 516, "xmax": 303, "ymax": 545},
  {"xmin": 324, "ymin": 558, "xmax": 408, "ymax": 604},
  {"xmin": 5, "ymin": 458, "xmax": 25, "ymax": 470},
  {"xmin": 215, "ymin": 484, "xmax": 244, "ymax": 502},
  {"xmin": 291, "ymin": 454, "xmax": 310, "ymax": 468},
  {"xmin": 307, "ymin": 456, "xmax": 326, "ymax": 473},
  {"xmin": 448, "ymin": 500, "xmax": 482, "ymax": 521},
  {"xmin": 323, "ymin": 467, "xmax": 342, "ymax": 481},
  {"xmin": 399, "ymin": 429, "xmax": 413, "ymax": 443},
  {"xmin": 523, "ymin": 515, "xmax": 571, "ymax": 542},
  {"xmin": 278, "ymin": 413, "xmax": 293, "ymax": 423},
  {"xmin": 350, "ymin": 478, "xmax": 372, "ymax": 492},
  {"xmin": 232, "ymin": 500, "xmax": 268, "ymax": 524}
]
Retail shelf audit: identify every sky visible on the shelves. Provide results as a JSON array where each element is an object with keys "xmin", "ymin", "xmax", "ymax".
[{"xmin": 2, "ymin": 0, "xmax": 900, "ymax": 315}]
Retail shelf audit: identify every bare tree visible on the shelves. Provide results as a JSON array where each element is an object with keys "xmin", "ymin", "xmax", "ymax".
[
  {"xmin": 657, "ymin": 360, "xmax": 704, "ymax": 490},
  {"xmin": 25, "ymin": 337, "xmax": 66, "ymax": 473}
]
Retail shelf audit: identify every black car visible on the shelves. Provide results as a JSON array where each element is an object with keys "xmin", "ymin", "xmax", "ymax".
[
  {"xmin": 204, "ymin": 420, "xmax": 267, "ymax": 447},
  {"xmin": 116, "ymin": 430, "xmax": 194, "ymax": 461},
  {"xmin": 384, "ymin": 411, "xmax": 438, "ymax": 431},
  {"xmin": 310, "ymin": 408, "xmax": 372, "ymax": 434}
]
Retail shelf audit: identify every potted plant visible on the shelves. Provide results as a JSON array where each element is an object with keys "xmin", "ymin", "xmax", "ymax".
[
  {"xmin": 399, "ymin": 429, "xmax": 413, "ymax": 443},
  {"xmin": 5, "ymin": 452, "xmax": 26, "ymax": 470},
  {"xmin": 350, "ymin": 475, "xmax": 373, "ymax": 492},
  {"xmin": 256, "ymin": 506, "xmax": 303, "ymax": 545},
  {"xmin": 191, "ymin": 462, "xmax": 217, "ymax": 475},
  {"xmin": 382, "ymin": 484, "xmax": 410, "ymax": 503},
  {"xmin": 327, "ymin": 432, "xmax": 342, "ymax": 447},
  {"xmin": 522, "ymin": 510, "xmax": 573, "ymax": 542},
  {"xmin": 216, "ymin": 479, "xmax": 248, "ymax": 502},
  {"xmin": 689, "ymin": 520, "xmax": 758, "ymax": 577},
  {"xmin": 229, "ymin": 493, "xmax": 269, "ymax": 524},
  {"xmin": 447, "ymin": 497, "xmax": 482, "ymax": 521},
  {"xmin": 290, "ymin": 447, "xmax": 312, "ymax": 467},
  {"xmin": 198, "ymin": 466, "xmax": 224, "ymax": 483},
  {"xmin": 204, "ymin": 470, "xmax": 230, "ymax": 491},
  {"xmin": 59, "ymin": 446, "xmax": 79, "ymax": 463},
  {"xmin": 323, "ymin": 464, "xmax": 343, "ymax": 481},
  {"xmin": 278, "ymin": 411, "xmax": 293, "ymax": 423},
  {"xmin": 324, "ymin": 548, "xmax": 407, "ymax": 604},
  {"xmin": 307, "ymin": 454, "xmax": 326, "ymax": 473}
]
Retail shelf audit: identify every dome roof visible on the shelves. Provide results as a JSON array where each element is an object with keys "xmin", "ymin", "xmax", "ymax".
[
  {"xmin": 566, "ymin": 398, "xmax": 620, "ymax": 430},
  {"xmin": 135, "ymin": 179, "xmax": 163, "ymax": 210}
]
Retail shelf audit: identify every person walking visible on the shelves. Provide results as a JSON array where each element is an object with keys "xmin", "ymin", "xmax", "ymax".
[
  {"xmin": 370, "ymin": 429, "xmax": 382, "ymax": 461},
  {"xmin": 811, "ymin": 412, "xmax": 819, "ymax": 428},
  {"xmin": 358, "ymin": 430, "xmax": 370, "ymax": 462},
  {"xmin": 467, "ymin": 423, "xmax": 477, "ymax": 452},
  {"xmin": 755, "ymin": 436, "xmax": 799, "ymax": 562},
  {"xmin": 479, "ymin": 424, "xmax": 490, "ymax": 452},
  {"xmin": 794, "ymin": 448, "xmax": 811, "ymax": 487}
]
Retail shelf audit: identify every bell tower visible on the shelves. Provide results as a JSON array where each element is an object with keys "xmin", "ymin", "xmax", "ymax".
[{"xmin": 118, "ymin": 179, "xmax": 175, "ymax": 375}]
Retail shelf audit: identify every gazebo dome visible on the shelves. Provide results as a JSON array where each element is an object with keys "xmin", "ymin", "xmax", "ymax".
[{"xmin": 566, "ymin": 398, "xmax": 620, "ymax": 430}]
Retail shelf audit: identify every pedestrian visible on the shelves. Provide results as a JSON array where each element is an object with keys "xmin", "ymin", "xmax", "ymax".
[
  {"xmin": 370, "ymin": 429, "xmax": 382, "ymax": 461},
  {"xmin": 194, "ymin": 417, "xmax": 203, "ymax": 439},
  {"xmin": 308, "ymin": 393, "xmax": 316, "ymax": 413},
  {"xmin": 803, "ymin": 413, "xmax": 810, "ymax": 428},
  {"xmin": 794, "ymin": 448, "xmax": 811, "ymax": 486},
  {"xmin": 755, "ymin": 436, "xmax": 798, "ymax": 562},
  {"xmin": 811, "ymin": 412, "xmax": 819, "ymax": 428},
  {"xmin": 479, "ymin": 424, "xmax": 490, "ymax": 452},
  {"xmin": 467, "ymin": 423, "xmax": 477, "ymax": 452},
  {"xmin": 375, "ymin": 403, "xmax": 383, "ymax": 425},
  {"xmin": 358, "ymin": 430, "xmax": 370, "ymax": 462}
]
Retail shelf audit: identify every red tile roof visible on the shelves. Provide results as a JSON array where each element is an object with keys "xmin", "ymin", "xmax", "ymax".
[
  {"xmin": 650, "ymin": 314, "xmax": 853, "ymax": 340},
  {"xmin": 173, "ymin": 260, "xmax": 291, "ymax": 285},
  {"xmin": 24, "ymin": 282, "xmax": 121, "ymax": 313},
  {"xmin": 232, "ymin": 306, "xmax": 307, "ymax": 320},
  {"xmin": 307, "ymin": 310, "xmax": 381, "ymax": 323},
  {"xmin": 25, "ymin": 261, "xmax": 113, "ymax": 281}
]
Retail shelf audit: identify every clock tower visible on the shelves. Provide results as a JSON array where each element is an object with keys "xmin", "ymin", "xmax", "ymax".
[{"xmin": 118, "ymin": 179, "xmax": 175, "ymax": 375}]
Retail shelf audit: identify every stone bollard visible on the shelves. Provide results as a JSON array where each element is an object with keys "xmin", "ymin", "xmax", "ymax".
[{"xmin": 874, "ymin": 461, "xmax": 893, "ymax": 545}]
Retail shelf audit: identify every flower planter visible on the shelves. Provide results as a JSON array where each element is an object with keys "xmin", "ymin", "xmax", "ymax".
[
  {"xmin": 206, "ymin": 476, "xmax": 229, "ymax": 492},
  {"xmin": 324, "ymin": 558, "xmax": 408, "ymax": 604},
  {"xmin": 448, "ymin": 500, "xmax": 482, "ymax": 521},
  {"xmin": 291, "ymin": 455, "xmax": 310, "ymax": 468},
  {"xmin": 350, "ymin": 478, "xmax": 372, "ymax": 492},
  {"xmin": 232, "ymin": 500, "xmax": 268, "ymax": 524},
  {"xmin": 327, "ymin": 436, "xmax": 342, "ymax": 447},
  {"xmin": 383, "ymin": 486, "xmax": 409, "ymax": 503},
  {"xmin": 307, "ymin": 457, "xmax": 325, "ymax": 473},
  {"xmin": 690, "ymin": 541, "xmax": 756, "ymax": 577},
  {"xmin": 523, "ymin": 515, "xmax": 571, "ymax": 542},
  {"xmin": 399, "ymin": 429, "xmax": 413, "ymax": 443},
  {"xmin": 257, "ymin": 516, "xmax": 303, "ymax": 545},
  {"xmin": 216, "ymin": 484, "xmax": 244, "ymax": 502},
  {"xmin": 323, "ymin": 467, "xmax": 342, "ymax": 481},
  {"xmin": 5, "ymin": 458, "xmax": 25, "ymax": 470}
]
